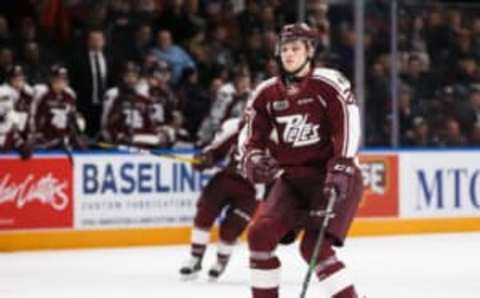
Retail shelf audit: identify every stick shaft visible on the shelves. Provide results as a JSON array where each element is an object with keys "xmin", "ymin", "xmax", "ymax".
[
  {"xmin": 97, "ymin": 142, "xmax": 199, "ymax": 165},
  {"xmin": 299, "ymin": 189, "xmax": 337, "ymax": 298}
]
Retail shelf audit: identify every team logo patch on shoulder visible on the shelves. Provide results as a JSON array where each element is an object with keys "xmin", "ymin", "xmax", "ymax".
[{"xmin": 272, "ymin": 100, "xmax": 289, "ymax": 111}]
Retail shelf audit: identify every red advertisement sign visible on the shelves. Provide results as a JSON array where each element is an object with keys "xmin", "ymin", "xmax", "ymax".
[
  {"xmin": 0, "ymin": 157, "xmax": 73, "ymax": 230},
  {"xmin": 356, "ymin": 154, "xmax": 399, "ymax": 218}
]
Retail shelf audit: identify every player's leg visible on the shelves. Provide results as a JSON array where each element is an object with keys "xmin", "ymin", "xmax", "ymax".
[
  {"xmin": 248, "ymin": 177, "xmax": 302, "ymax": 298},
  {"xmin": 300, "ymin": 232, "xmax": 357, "ymax": 298},
  {"xmin": 180, "ymin": 172, "xmax": 229, "ymax": 277},
  {"xmin": 209, "ymin": 173, "xmax": 258, "ymax": 279},
  {"xmin": 300, "ymin": 171, "xmax": 363, "ymax": 297}
]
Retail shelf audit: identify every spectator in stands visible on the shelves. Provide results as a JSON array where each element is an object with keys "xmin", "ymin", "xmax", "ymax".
[
  {"xmin": 236, "ymin": 0, "xmax": 261, "ymax": 39},
  {"xmin": 401, "ymin": 54, "xmax": 435, "ymax": 101},
  {"xmin": 254, "ymin": 56, "xmax": 279, "ymax": 84},
  {"xmin": 0, "ymin": 47, "xmax": 13, "ymax": 83},
  {"xmin": 262, "ymin": 29, "xmax": 278, "ymax": 57},
  {"xmin": 404, "ymin": 116, "xmax": 437, "ymax": 147},
  {"xmin": 207, "ymin": 24, "xmax": 235, "ymax": 71},
  {"xmin": 14, "ymin": 17, "xmax": 38, "ymax": 54},
  {"xmin": 21, "ymin": 42, "xmax": 49, "ymax": 85},
  {"xmin": 70, "ymin": 28, "xmax": 113, "ymax": 138},
  {"xmin": 425, "ymin": 10, "xmax": 449, "ymax": 65},
  {"xmin": 178, "ymin": 68, "xmax": 212, "ymax": 140},
  {"xmin": 126, "ymin": 23, "xmax": 153, "ymax": 63},
  {"xmin": 187, "ymin": 27, "xmax": 209, "ymax": 75},
  {"xmin": 183, "ymin": 0, "xmax": 206, "ymax": 40},
  {"xmin": 259, "ymin": 4, "xmax": 278, "ymax": 31},
  {"xmin": 472, "ymin": 17, "xmax": 480, "ymax": 54},
  {"xmin": 0, "ymin": 15, "xmax": 12, "ymax": 47},
  {"xmin": 399, "ymin": 89, "xmax": 415, "ymax": 141},
  {"xmin": 365, "ymin": 60, "xmax": 389, "ymax": 146},
  {"xmin": 150, "ymin": 29, "xmax": 195, "ymax": 86},
  {"xmin": 441, "ymin": 118, "xmax": 467, "ymax": 147},
  {"xmin": 154, "ymin": 0, "xmax": 203, "ymax": 45},
  {"xmin": 470, "ymin": 123, "xmax": 480, "ymax": 145},
  {"xmin": 453, "ymin": 56, "xmax": 480, "ymax": 86},
  {"xmin": 456, "ymin": 89, "xmax": 480, "ymax": 137},
  {"xmin": 238, "ymin": 27, "xmax": 266, "ymax": 74}
]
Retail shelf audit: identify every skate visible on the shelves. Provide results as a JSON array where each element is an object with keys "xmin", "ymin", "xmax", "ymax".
[
  {"xmin": 207, "ymin": 258, "xmax": 229, "ymax": 281},
  {"xmin": 179, "ymin": 256, "xmax": 202, "ymax": 280}
]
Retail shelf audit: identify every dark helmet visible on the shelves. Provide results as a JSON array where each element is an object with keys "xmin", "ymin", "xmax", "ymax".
[
  {"xmin": 275, "ymin": 23, "xmax": 318, "ymax": 57},
  {"xmin": 145, "ymin": 60, "xmax": 170, "ymax": 77},
  {"xmin": 6, "ymin": 65, "xmax": 25, "ymax": 80},
  {"xmin": 48, "ymin": 64, "xmax": 69, "ymax": 79}
]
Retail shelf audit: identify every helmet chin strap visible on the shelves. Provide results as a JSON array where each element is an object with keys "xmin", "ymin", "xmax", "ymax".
[{"xmin": 282, "ymin": 57, "xmax": 311, "ymax": 85}]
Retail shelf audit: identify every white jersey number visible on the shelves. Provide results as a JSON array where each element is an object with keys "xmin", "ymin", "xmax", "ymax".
[
  {"xmin": 123, "ymin": 109, "xmax": 144, "ymax": 129},
  {"xmin": 50, "ymin": 108, "xmax": 69, "ymax": 129}
]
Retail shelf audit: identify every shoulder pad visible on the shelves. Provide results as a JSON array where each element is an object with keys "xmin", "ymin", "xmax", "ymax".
[
  {"xmin": 136, "ymin": 81, "xmax": 149, "ymax": 97},
  {"xmin": 221, "ymin": 117, "xmax": 241, "ymax": 132},
  {"xmin": 312, "ymin": 67, "xmax": 351, "ymax": 92},
  {"xmin": 65, "ymin": 86, "xmax": 77, "ymax": 99},
  {"xmin": 23, "ymin": 84, "xmax": 34, "ymax": 96},
  {"xmin": 246, "ymin": 77, "xmax": 278, "ymax": 108},
  {"xmin": 104, "ymin": 87, "xmax": 119, "ymax": 100},
  {"xmin": 33, "ymin": 84, "xmax": 49, "ymax": 100}
]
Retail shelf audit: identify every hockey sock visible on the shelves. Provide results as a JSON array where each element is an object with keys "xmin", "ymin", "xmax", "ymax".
[
  {"xmin": 190, "ymin": 226, "xmax": 210, "ymax": 259},
  {"xmin": 250, "ymin": 252, "xmax": 280, "ymax": 298}
]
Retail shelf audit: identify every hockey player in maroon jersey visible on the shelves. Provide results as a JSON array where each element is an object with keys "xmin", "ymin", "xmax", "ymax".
[
  {"xmin": 0, "ymin": 85, "xmax": 31, "ymax": 158},
  {"xmin": 180, "ymin": 117, "xmax": 258, "ymax": 280},
  {"xmin": 3, "ymin": 65, "xmax": 34, "ymax": 138},
  {"xmin": 239, "ymin": 23, "xmax": 363, "ymax": 298},
  {"xmin": 142, "ymin": 60, "xmax": 177, "ymax": 145},
  {"xmin": 196, "ymin": 68, "xmax": 252, "ymax": 147},
  {"xmin": 32, "ymin": 65, "xmax": 86, "ymax": 150},
  {"xmin": 102, "ymin": 61, "xmax": 174, "ymax": 148}
]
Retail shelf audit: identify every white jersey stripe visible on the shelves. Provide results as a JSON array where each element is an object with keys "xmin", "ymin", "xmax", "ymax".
[
  {"xmin": 250, "ymin": 268, "xmax": 280, "ymax": 289},
  {"xmin": 313, "ymin": 72, "xmax": 360, "ymax": 158},
  {"xmin": 346, "ymin": 105, "xmax": 361, "ymax": 157},
  {"xmin": 314, "ymin": 267, "xmax": 354, "ymax": 297}
]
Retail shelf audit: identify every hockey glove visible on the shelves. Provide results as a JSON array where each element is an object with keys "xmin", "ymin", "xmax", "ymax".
[
  {"xmin": 192, "ymin": 151, "xmax": 215, "ymax": 171},
  {"xmin": 323, "ymin": 158, "xmax": 357, "ymax": 202},
  {"xmin": 244, "ymin": 150, "xmax": 281, "ymax": 184}
]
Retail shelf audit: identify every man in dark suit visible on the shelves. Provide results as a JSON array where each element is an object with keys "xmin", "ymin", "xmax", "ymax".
[{"xmin": 70, "ymin": 28, "xmax": 112, "ymax": 138}]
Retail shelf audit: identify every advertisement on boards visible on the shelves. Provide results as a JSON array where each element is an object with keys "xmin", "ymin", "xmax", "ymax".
[
  {"xmin": 400, "ymin": 152, "xmax": 480, "ymax": 218},
  {"xmin": 74, "ymin": 154, "xmax": 212, "ymax": 229},
  {"xmin": 357, "ymin": 153, "xmax": 399, "ymax": 218},
  {"xmin": 0, "ymin": 157, "xmax": 73, "ymax": 230}
]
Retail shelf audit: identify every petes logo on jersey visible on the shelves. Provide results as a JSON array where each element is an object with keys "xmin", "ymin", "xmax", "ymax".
[{"xmin": 276, "ymin": 114, "xmax": 320, "ymax": 147}]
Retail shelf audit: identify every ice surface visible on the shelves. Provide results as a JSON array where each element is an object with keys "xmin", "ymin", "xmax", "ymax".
[{"xmin": 1, "ymin": 233, "xmax": 479, "ymax": 298}]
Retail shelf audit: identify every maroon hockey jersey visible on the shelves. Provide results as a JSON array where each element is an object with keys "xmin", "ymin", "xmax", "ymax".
[
  {"xmin": 33, "ymin": 86, "xmax": 77, "ymax": 147},
  {"xmin": 103, "ymin": 87, "xmax": 174, "ymax": 147},
  {"xmin": 240, "ymin": 67, "xmax": 361, "ymax": 177},
  {"xmin": 12, "ymin": 85, "xmax": 34, "ymax": 136}
]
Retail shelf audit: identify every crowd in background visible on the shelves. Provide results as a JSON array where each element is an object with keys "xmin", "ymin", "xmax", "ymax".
[{"xmin": 0, "ymin": 0, "xmax": 479, "ymax": 154}]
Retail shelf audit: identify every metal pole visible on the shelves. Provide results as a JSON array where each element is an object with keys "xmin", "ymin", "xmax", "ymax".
[
  {"xmin": 390, "ymin": 0, "xmax": 400, "ymax": 147},
  {"xmin": 354, "ymin": 0, "xmax": 366, "ymax": 147},
  {"xmin": 298, "ymin": 0, "xmax": 306, "ymax": 22}
]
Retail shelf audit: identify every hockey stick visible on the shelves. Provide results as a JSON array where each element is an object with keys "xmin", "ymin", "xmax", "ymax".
[
  {"xmin": 96, "ymin": 142, "xmax": 201, "ymax": 165},
  {"xmin": 299, "ymin": 188, "xmax": 337, "ymax": 298}
]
